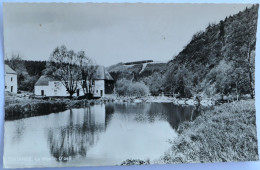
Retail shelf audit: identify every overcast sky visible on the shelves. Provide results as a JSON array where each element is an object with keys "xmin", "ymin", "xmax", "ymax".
[{"xmin": 3, "ymin": 3, "xmax": 252, "ymax": 67}]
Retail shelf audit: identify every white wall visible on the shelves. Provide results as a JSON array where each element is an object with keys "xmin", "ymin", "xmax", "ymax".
[
  {"xmin": 4, "ymin": 73, "xmax": 17, "ymax": 93},
  {"xmin": 35, "ymin": 81, "xmax": 90, "ymax": 97},
  {"xmin": 93, "ymin": 80, "xmax": 105, "ymax": 97}
]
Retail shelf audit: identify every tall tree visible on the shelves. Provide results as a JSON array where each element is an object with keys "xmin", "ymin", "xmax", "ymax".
[{"xmin": 47, "ymin": 45, "xmax": 81, "ymax": 98}]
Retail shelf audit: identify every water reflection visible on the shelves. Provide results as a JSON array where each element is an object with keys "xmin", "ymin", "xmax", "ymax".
[
  {"xmin": 4, "ymin": 102, "xmax": 201, "ymax": 168},
  {"xmin": 47, "ymin": 105, "xmax": 111, "ymax": 161},
  {"xmin": 46, "ymin": 103, "xmax": 200, "ymax": 162}
]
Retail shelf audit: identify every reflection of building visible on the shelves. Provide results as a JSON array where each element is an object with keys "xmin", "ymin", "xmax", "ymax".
[
  {"xmin": 34, "ymin": 65, "xmax": 113, "ymax": 97},
  {"xmin": 4, "ymin": 64, "xmax": 17, "ymax": 93}
]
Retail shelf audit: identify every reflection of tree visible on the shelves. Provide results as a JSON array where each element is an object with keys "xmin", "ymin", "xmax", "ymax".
[
  {"xmin": 47, "ymin": 106, "xmax": 113, "ymax": 162},
  {"xmin": 112, "ymin": 103, "xmax": 201, "ymax": 130},
  {"xmin": 11, "ymin": 120, "xmax": 25, "ymax": 144},
  {"xmin": 105, "ymin": 104, "xmax": 115, "ymax": 128},
  {"xmin": 146, "ymin": 103, "xmax": 201, "ymax": 130}
]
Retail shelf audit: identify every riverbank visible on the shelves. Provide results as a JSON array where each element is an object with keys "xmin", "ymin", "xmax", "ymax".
[
  {"xmin": 4, "ymin": 97, "xmax": 105, "ymax": 120},
  {"xmin": 4, "ymin": 92, "xmax": 249, "ymax": 120},
  {"xmin": 120, "ymin": 99, "xmax": 258, "ymax": 165},
  {"xmin": 159, "ymin": 99, "xmax": 258, "ymax": 164},
  {"xmin": 105, "ymin": 95, "xmax": 215, "ymax": 106},
  {"xmin": 4, "ymin": 93, "xmax": 210, "ymax": 120}
]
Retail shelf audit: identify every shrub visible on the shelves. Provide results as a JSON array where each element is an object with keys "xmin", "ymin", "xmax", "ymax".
[{"xmin": 116, "ymin": 79, "xmax": 149, "ymax": 96}]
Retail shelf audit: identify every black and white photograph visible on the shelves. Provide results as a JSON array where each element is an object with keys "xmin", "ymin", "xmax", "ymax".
[{"xmin": 2, "ymin": 2, "xmax": 259, "ymax": 168}]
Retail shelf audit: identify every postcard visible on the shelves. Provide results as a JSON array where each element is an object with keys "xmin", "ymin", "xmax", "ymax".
[{"xmin": 3, "ymin": 2, "xmax": 259, "ymax": 168}]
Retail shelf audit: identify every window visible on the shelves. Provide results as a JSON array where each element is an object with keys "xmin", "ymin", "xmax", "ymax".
[
  {"xmin": 11, "ymin": 77, "xmax": 13, "ymax": 82},
  {"xmin": 5, "ymin": 86, "xmax": 7, "ymax": 89},
  {"xmin": 96, "ymin": 90, "xmax": 98, "ymax": 93}
]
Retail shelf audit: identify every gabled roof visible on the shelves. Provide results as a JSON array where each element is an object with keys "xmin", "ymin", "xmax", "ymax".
[
  {"xmin": 94, "ymin": 65, "xmax": 113, "ymax": 80},
  {"xmin": 5, "ymin": 64, "xmax": 17, "ymax": 74},
  {"xmin": 35, "ymin": 65, "xmax": 113, "ymax": 86},
  {"xmin": 35, "ymin": 76, "xmax": 55, "ymax": 86}
]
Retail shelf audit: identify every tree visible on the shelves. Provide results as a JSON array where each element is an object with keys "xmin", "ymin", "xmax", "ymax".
[
  {"xmin": 46, "ymin": 45, "xmax": 81, "ymax": 98},
  {"xmin": 76, "ymin": 51, "xmax": 97, "ymax": 97},
  {"xmin": 164, "ymin": 66, "xmax": 193, "ymax": 98},
  {"xmin": 142, "ymin": 72, "xmax": 165, "ymax": 95}
]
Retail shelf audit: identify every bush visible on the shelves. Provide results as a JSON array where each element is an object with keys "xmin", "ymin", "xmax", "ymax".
[{"xmin": 116, "ymin": 79, "xmax": 149, "ymax": 96}]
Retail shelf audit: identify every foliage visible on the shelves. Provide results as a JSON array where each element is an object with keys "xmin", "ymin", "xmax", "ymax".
[
  {"xmin": 161, "ymin": 100, "xmax": 258, "ymax": 163},
  {"xmin": 116, "ymin": 79, "xmax": 149, "ymax": 96},
  {"xmin": 142, "ymin": 72, "xmax": 165, "ymax": 95},
  {"xmin": 164, "ymin": 66, "xmax": 193, "ymax": 98},
  {"xmin": 108, "ymin": 63, "xmax": 167, "ymax": 95}
]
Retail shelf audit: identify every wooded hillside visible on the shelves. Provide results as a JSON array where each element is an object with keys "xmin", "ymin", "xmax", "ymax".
[{"xmin": 164, "ymin": 5, "xmax": 258, "ymax": 98}]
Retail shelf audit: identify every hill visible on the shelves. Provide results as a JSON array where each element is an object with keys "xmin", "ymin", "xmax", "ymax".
[{"xmin": 163, "ymin": 5, "xmax": 259, "ymax": 98}]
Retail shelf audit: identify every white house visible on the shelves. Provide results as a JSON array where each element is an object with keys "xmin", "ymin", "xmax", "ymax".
[
  {"xmin": 4, "ymin": 64, "xmax": 18, "ymax": 93},
  {"xmin": 34, "ymin": 65, "xmax": 114, "ymax": 97}
]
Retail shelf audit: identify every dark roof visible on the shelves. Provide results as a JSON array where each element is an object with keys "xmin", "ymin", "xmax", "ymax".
[
  {"xmin": 35, "ymin": 65, "xmax": 113, "ymax": 86},
  {"xmin": 5, "ymin": 64, "xmax": 17, "ymax": 74},
  {"xmin": 35, "ymin": 76, "xmax": 55, "ymax": 86},
  {"xmin": 94, "ymin": 65, "xmax": 113, "ymax": 80}
]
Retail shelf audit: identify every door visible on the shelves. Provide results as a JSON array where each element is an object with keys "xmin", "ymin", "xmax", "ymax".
[
  {"xmin": 100, "ymin": 90, "xmax": 103, "ymax": 97},
  {"xmin": 41, "ymin": 90, "xmax": 44, "ymax": 96},
  {"xmin": 77, "ymin": 89, "xmax": 80, "ymax": 96},
  {"xmin": 11, "ymin": 86, "xmax": 13, "ymax": 92}
]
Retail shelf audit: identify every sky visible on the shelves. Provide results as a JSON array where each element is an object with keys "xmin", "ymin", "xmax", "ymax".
[{"xmin": 3, "ymin": 3, "xmax": 252, "ymax": 67}]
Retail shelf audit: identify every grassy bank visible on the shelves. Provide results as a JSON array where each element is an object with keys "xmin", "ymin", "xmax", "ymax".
[
  {"xmin": 160, "ymin": 99, "xmax": 258, "ymax": 164},
  {"xmin": 4, "ymin": 97, "xmax": 104, "ymax": 120}
]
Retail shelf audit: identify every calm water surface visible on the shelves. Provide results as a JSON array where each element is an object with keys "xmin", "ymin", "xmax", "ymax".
[{"xmin": 4, "ymin": 103, "xmax": 200, "ymax": 168}]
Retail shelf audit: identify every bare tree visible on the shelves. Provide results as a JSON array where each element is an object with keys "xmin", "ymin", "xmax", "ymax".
[
  {"xmin": 77, "ymin": 51, "xmax": 97, "ymax": 97},
  {"xmin": 47, "ymin": 45, "xmax": 81, "ymax": 98}
]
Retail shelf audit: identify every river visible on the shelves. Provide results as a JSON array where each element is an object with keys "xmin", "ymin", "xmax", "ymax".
[{"xmin": 4, "ymin": 102, "xmax": 200, "ymax": 168}]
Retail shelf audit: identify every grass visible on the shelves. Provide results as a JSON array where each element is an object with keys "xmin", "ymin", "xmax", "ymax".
[{"xmin": 160, "ymin": 99, "xmax": 259, "ymax": 164}]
